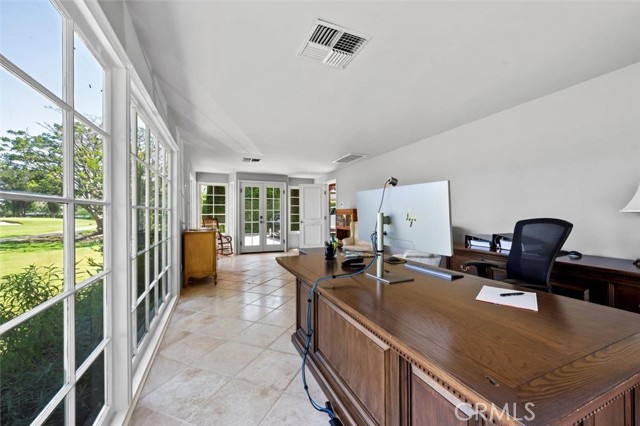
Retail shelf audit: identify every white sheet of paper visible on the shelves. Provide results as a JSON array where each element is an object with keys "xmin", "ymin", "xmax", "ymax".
[{"xmin": 475, "ymin": 285, "xmax": 538, "ymax": 312}]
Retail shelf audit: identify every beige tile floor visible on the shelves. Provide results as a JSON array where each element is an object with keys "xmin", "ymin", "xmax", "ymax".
[{"xmin": 130, "ymin": 251, "xmax": 330, "ymax": 426}]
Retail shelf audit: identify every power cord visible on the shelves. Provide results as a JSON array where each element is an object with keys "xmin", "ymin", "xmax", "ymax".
[
  {"xmin": 301, "ymin": 242, "xmax": 377, "ymax": 426},
  {"xmin": 302, "ymin": 177, "xmax": 395, "ymax": 425}
]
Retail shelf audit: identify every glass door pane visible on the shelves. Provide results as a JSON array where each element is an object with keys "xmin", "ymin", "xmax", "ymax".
[
  {"xmin": 242, "ymin": 185, "xmax": 261, "ymax": 250},
  {"xmin": 265, "ymin": 186, "xmax": 281, "ymax": 247}
]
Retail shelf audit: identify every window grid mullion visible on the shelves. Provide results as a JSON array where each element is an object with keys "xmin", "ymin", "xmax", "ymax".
[
  {"xmin": 0, "ymin": 54, "xmax": 72, "ymax": 115},
  {"xmin": 74, "ymin": 111, "xmax": 109, "ymax": 139},
  {"xmin": 63, "ymin": 15, "xmax": 77, "ymax": 425},
  {"xmin": 144, "ymin": 125, "xmax": 151, "ymax": 334}
]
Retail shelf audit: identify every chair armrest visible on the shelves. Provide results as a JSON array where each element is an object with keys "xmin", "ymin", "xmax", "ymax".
[{"xmin": 461, "ymin": 260, "xmax": 506, "ymax": 278}]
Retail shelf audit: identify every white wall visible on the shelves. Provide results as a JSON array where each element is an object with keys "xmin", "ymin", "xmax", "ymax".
[
  {"xmin": 98, "ymin": 0, "xmax": 170, "ymax": 131},
  {"xmin": 333, "ymin": 62, "xmax": 640, "ymax": 260}
]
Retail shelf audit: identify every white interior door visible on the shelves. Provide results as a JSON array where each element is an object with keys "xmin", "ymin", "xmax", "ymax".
[
  {"xmin": 300, "ymin": 184, "xmax": 326, "ymax": 248},
  {"xmin": 240, "ymin": 181, "xmax": 285, "ymax": 253}
]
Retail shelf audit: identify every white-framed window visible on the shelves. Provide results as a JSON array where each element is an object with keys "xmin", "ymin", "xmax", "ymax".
[
  {"xmin": 130, "ymin": 107, "xmax": 172, "ymax": 357},
  {"xmin": 0, "ymin": 1, "xmax": 109, "ymax": 424},
  {"xmin": 200, "ymin": 184, "xmax": 227, "ymax": 233},
  {"xmin": 289, "ymin": 187, "xmax": 300, "ymax": 232}
]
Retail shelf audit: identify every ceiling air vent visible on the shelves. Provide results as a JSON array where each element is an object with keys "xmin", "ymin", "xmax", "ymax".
[
  {"xmin": 297, "ymin": 19, "xmax": 371, "ymax": 69},
  {"xmin": 333, "ymin": 153, "xmax": 367, "ymax": 164},
  {"xmin": 242, "ymin": 157, "xmax": 261, "ymax": 163}
]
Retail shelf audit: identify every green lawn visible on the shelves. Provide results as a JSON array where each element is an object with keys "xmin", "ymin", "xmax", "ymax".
[
  {"xmin": 1, "ymin": 240, "xmax": 102, "ymax": 280},
  {"xmin": 0, "ymin": 217, "xmax": 96, "ymax": 238},
  {"xmin": 0, "ymin": 217, "xmax": 102, "ymax": 281}
]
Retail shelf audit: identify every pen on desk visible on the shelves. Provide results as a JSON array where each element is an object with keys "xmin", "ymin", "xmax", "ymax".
[{"xmin": 500, "ymin": 292, "xmax": 525, "ymax": 297}]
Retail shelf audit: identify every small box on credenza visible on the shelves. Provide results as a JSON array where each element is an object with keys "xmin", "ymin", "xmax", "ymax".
[
  {"xmin": 493, "ymin": 233, "xmax": 514, "ymax": 251},
  {"xmin": 464, "ymin": 234, "xmax": 495, "ymax": 250}
]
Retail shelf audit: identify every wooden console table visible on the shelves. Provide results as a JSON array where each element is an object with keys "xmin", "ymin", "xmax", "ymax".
[
  {"xmin": 448, "ymin": 244, "xmax": 640, "ymax": 314},
  {"xmin": 276, "ymin": 254, "xmax": 640, "ymax": 426},
  {"xmin": 182, "ymin": 229, "xmax": 217, "ymax": 287}
]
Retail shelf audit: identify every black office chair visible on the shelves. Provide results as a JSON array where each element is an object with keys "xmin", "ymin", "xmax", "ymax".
[{"xmin": 462, "ymin": 218, "xmax": 573, "ymax": 293}]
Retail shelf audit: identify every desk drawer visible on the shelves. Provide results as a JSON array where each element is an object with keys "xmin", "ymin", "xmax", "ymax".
[{"xmin": 610, "ymin": 282, "xmax": 640, "ymax": 314}]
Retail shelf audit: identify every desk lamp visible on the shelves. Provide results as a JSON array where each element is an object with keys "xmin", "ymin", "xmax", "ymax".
[
  {"xmin": 366, "ymin": 177, "xmax": 414, "ymax": 284},
  {"xmin": 620, "ymin": 182, "xmax": 640, "ymax": 268}
]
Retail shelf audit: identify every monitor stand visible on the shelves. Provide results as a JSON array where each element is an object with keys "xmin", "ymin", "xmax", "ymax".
[
  {"xmin": 366, "ymin": 274, "xmax": 414, "ymax": 284},
  {"xmin": 366, "ymin": 212, "xmax": 414, "ymax": 285},
  {"xmin": 367, "ymin": 256, "xmax": 414, "ymax": 284}
]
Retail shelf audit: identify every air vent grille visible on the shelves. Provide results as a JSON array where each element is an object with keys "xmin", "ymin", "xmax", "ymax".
[
  {"xmin": 323, "ymin": 50, "xmax": 352, "ymax": 68},
  {"xmin": 309, "ymin": 25, "xmax": 338, "ymax": 46},
  {"xmin": 300, "ymin": 44, "xmax": 328, "ymax": 61},
  {"xmin": 297, "ymin": 19, "xmax": 371, "ymax": 69},
  {"xmin": 242, "ymin": 157, "xmax": 261, "ymax": 163},
  {"xmin": 333, "ymin": 153, "xmax": 367, "ymax": 164},
  {"xmin": 334, "ymin": 33, "xmax": 366, "ymax": 54}
]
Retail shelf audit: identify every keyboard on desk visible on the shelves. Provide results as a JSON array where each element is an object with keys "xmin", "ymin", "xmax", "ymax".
[{"xmin": 404, "ymin": 262, "xmax": 464, "ymax": 281}]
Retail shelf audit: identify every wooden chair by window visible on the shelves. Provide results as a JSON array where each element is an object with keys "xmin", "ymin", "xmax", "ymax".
[
  {"xmin": 202, "ymin": 217, "xmax": 215, "ymax": 229},
  {"xmin": 210, "ymin": 218, "xmax": 233, "ymax": 255}
]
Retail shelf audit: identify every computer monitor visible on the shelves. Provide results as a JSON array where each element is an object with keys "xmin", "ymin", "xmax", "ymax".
[{"xmin": 356, "ymin": 180, "xmax": 453, "ymax": 257}]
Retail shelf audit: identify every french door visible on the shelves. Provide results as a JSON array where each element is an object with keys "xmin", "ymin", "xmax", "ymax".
[{"xmin": 240, "ymin": 181, "xmax": 286, "ymax": 253}]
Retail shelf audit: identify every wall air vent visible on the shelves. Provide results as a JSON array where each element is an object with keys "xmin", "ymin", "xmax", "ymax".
[
  {"xmin": 297, "ymin": 19, "xmax": 371, "ymax": 69},
  {"xmin": 242, "ymin": 157, "xmax": 261, "ymax": 163},
  {"xmin": 333, "ymin": 153, "xmax": 367, "ymax": 164}
]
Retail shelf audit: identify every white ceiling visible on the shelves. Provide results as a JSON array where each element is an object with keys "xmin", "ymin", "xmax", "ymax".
[{"xmin": 117, "ymin": 1, "xmax": 640, "ymax": 178}]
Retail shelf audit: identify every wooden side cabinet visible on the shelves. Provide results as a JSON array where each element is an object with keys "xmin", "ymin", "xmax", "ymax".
[
  {"xmin": 335, "ymin": 208, "xmax": 357, "ymax": 241},
  {"xmin": 448, "ymin": 244, "xmax": 640, "ymax": 313},
  {"xmin": 183, "ymin": 229, "xmax": 217, "ymax": 287}
]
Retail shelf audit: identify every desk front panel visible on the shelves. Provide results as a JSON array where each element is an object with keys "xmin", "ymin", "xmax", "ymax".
[{"xmin": 317, "ymin": 297, "xmax": 389, "ymax": 425}]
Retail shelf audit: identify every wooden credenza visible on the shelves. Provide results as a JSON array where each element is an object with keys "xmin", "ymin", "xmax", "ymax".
[
  {"xmin": 276, "ymin": 254, "xmax": 640, "ymax": 426},
  {"xmin": 448, "ymin": 244, "xmax": 640, "ymax": 314},
  {"xmin": 183, "ymin": 229, "xmax": 217, "ymax": 287}
]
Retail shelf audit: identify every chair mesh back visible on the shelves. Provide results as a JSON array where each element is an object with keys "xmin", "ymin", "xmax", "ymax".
[{"xmin": 506, "ymin": 218, "xmax": 573, "ymax": 287}]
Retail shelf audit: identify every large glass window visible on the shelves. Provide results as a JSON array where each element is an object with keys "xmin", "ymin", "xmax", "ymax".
[
  {"xmin": 74, "ymin": 33, "xmax": 104, "ymax": 128},
  {"xmin": 130, "ymin": 110, "xmax": 171, "ymax": 355},
  {"xmin": 0, "ymin": 69, "xmax": 64, "ymax": 197},
  {"xmin": 0, "ymin": 1, "xmax": 108, "ymax": 424},
  {"xmin": 200, "ymin": 184, "xmax": 227, "ymax": 232},
  {"xmin": 0, "ymin": 0, "xmax": 63, "ymax": 97}
]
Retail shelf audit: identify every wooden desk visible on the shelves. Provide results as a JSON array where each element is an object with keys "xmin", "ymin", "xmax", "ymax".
[
  {"xmin": 449, "ymin": 244, "xmax": 640, "ymax": 314},
  {"xmin": 276, "ymin": 254, "xmax": 640, "ymax": 426}
]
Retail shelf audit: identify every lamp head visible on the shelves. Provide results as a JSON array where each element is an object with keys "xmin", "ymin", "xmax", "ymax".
[{"xmin": 387, "ymin": 177, "xmax": 398, "ymax": 187}]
